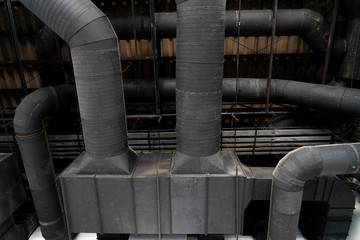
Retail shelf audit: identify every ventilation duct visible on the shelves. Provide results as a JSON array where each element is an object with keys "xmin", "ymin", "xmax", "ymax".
[
  {"xmin": 109, "ymin": 9, "xmax": 346, "ymax": 57},
  {"xmin": 19, "ymin": 0, "xmax": 136, "ymax": 174},
  {"xmin": 172, "ymin": 0, "xmax": 226, "ymax": 173},
  {"xmin": 14, "ymin": 85, "xmax": 76, "ymax": 240},
  {"xmin": 14, "ymin": 0, "xmax": 360, "ymax": 239},
  {"xmin": 267, "ymin": 143, "xmax": 360, "ymax": 240},
  {"xmin": 123, "ymin": 78, "xmax": 360, "ymax": 117},
  {"xmin": 338, "ymin": 19, "xmax": 360, "ymax": 80}
]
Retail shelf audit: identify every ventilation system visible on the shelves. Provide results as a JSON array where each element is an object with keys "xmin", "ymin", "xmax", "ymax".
[{"xmin": 0, "ymin": 0, "xmax": 359, "ymax": 240}]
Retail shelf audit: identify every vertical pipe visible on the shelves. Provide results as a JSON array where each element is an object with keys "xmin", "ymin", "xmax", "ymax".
[
  {"xmin": 5, "ymin": 0, "xmax": 28, "ymax": 95},
  {"xmin": 321, "ymin": 0, "xmax": 340, "ymax": 85},
  {"xmin": 131, "ymin": 0, "xmax": 138, "ymax": 57},
  {"xmin": 14, "ymin": 85, "xmax": 76, "ymax": 240},
  {"xmin": 19, "ymin": 0, "xmax": 137, "ymax": 174},
  {"xmin": 149, "ymin": 0, "xmax": 161, "ymax": 114},
  {"xmin": 265, "ymin": 0, "xmax": 278, "ymax": 113},
  {"xmin": 175, "ymin": 0, "xmax": 226, "ymax": 158},
  {"xmin": 234, "ymin": 0, "xmax": 242, "ymax": 151}
]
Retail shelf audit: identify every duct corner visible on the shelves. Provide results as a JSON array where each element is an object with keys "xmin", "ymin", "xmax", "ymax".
[
  {"xmin": 171, "ymin": 151, "xmax": 238, "ymax": 174},
  {"xmin": 76, "ymin": 148, "xmax": 138, "ymax": 175}
]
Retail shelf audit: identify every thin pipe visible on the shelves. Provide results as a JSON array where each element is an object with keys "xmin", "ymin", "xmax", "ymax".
[
  {"xmin": 234, "ymin": 0, "xmax": 242, "ymax": 152},
  {"xmin": 321, "ymin": 0, "xmax": 340, "ymax": 84},
  {"xmin": 150, "ymin": 0, "xmax": 161, "ymax": 114},
  {"xmin": 5, "ymin": 0, "xmax": 28, "ymax": 95},
  {"xmin": 131, "ymin": 0, "xmax": 138, "ymax": 57},
  {"xmin": 265, "ymin": 0, "xmax": 278, "ymax": 113}
]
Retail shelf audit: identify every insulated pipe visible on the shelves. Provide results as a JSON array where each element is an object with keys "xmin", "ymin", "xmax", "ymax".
[
  {"xmin": 267, "ymin": 143, "xmax": 360, "ymax": 240},
  {"xmin": 123, "ymin": 78, "xmax": 360, "ymax": 117},
  {"xmin": 13, "ymin": 85, "xmax": 76, "ymax": 240},
  {"xmin": 172, "ymin": 0, "xmax": 226, "ymax": 173},
  {"xmin": 19, "ymin": 0, "xmax": 136, "ymax": 174},
  {"xmin": 109, "ymin": 9, "xmax": 346, "ymax": 57},
  {"xmin": 338, "ymin": 19, "xmax": 360, "ymax": 80}
]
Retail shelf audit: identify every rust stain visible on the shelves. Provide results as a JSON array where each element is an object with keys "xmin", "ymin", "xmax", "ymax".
[{"xmin": 255, "ymin": 79, "xmax": 260, "ymax": 97}]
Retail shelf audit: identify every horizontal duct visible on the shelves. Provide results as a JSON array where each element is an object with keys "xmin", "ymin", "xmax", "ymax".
[
  {"xmin": 122, "ymin": 78, "xmax": 360, "ymax": 117},
  {"xmin": 109, "ymin": 9, "xmax": 346, "ymax": 56}
]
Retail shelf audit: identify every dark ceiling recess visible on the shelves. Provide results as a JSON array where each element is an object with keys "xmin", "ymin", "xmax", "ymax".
[{"xmin": 0, "ymin": 0, "xmax": 360, "ymax": 240}]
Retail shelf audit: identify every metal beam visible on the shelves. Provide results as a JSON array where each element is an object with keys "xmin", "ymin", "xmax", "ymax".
[{"xmin": 4, "ymin": 0, "xmax": 28, "ymax": 95}]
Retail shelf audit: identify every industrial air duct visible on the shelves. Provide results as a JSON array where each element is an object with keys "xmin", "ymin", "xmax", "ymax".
[
  {"xmin": 172, "ymin": 0, "xmax": 226, "ymax": 173},
  {"xmin": 14, "ymin": 85, "xmax": 76, "ymax": 240},
  {"xmin": 267, "ymin": 143, "xmax": 360, "ymax": 240},
  {"xmin": 37, "ymin": 9, "xmax": 347, "ymax": 62},
  {"xmin": 123, "ymin": 78, "xmax": 360, "ymax": 117},
  {"xmin": 19, "ymin": 0, "xmax": 136, "ymax": 174},
  {"xmin": 110, "ymin": 9, "xmax": 346, "ymax": 57}
]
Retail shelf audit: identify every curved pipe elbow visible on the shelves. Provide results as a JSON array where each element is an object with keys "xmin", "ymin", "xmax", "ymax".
[
  {"xmin": 272, "ymin": 146, "xmax": 324, "ymax": 192},
  {"xmin": 269, "ymin": 143, "xmax": 360, "ymax": 240},
  {"xmin": 14, "ymin": 85, "xmax": 75, "ymax": 240},
  {"xmin": 301, "ymin": 9, "xmax": 326, "ymax": 34},
  {"xmin": 300, "ymin": 9, "xmax": 330, "ymax": 54},
  {"xmin": 14, "ymin": 87, "xmax": 58, "ymax": 135},
  {"xmin": 274, "ymin": 144, "xmax": 360, "ymax": 190},
  {"xmin": 19, "ymin": 0, "xmax": 118, "ymax": 49},
  {"xmin": 14, "ymin": 85, "xmax": 76, "ymax": 135},
  {"xmin": 300, "ymin": 9, "xmax": 346, "ymax": 57}
]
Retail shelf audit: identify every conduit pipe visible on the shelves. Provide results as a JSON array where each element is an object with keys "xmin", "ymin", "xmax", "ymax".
[
  {"xmin": 267, "ymin": 143, "xmax": 360, "ymax": 240},
  {"xmin": 123, "ymin": 78, "xmax": 360, "ymax": 117},
  {"xmin": 19, "ymin": 0, "xmax": 137, "ymax": 174},
  {"xmin": 14, "ymin": 85, "xmax": 76, "ymax": 240},
  {"xmin": 109, "ymin": 9, "xmax": 346, "ymax": 57},
  {"xmin": 172, "ymin": 0, "xmax": 227, "ymax": 173}
]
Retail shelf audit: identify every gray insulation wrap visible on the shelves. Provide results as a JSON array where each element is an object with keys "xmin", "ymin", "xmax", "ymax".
[
  {"xmin": 14, "ymin": 85, "xmax": 76, "ymax": 240},
  {"xmin": 123, "ymin": 78, "xmax": 360, "ymax": 117},
  {"xmin": 19, "ymin": 0, "xmax": 133, "ymax": 173},
  {"xmin": 175, "ymin": 0, "xmax": 226, "ymax": 157},
  {"xmin": 268, "ymin": 143, "xmax": 360, "ymax": 240},
  {"xmin": 108, "ymin": 9, "xmax": 346, "ymax": 57}
]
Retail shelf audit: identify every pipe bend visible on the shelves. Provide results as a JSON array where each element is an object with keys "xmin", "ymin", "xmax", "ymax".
[
  {"xmin": 273, "ymin": 146, "xmax": 323, "ymax": 191},
  {"xmin": 268, "ymin": 143, "xmax": 360, "ymax": 240},
  {"xmin": 300, "ymin": 9, "xmax": 326, "ymax": 32},
  {"xmin": 14, "ymin": 85, "xmax": 76, "ymax": 240},
  {"xmin": 20, "ymin": 0, "xmax": 117, "ymax": 49},
  {"xmin": 14, "ymin": 85, "xmax": 76, "ymax": 135}
]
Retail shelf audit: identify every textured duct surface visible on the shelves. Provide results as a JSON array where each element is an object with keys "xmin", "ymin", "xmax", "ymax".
[
  {"xmin": 109, "ymin": 10, "xmax": 346, "ymax": 57},
  {"xmin": 14, "ymin": 85, "xmax": 76, "ymax": 240},
  {"xmin": 123, "ymin": 78, "xmax": 360, "ymax": 117},
  {"xmin": 19, "ymin": 0, "xmax": 136, "ymax": 174},
  {"xmin": 268, "ymin": 143, "xmax": 360, "ymax": 240},
  {"xmin": 175, "ymin": 0, "xmax": 225, "ymax": 158}
]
